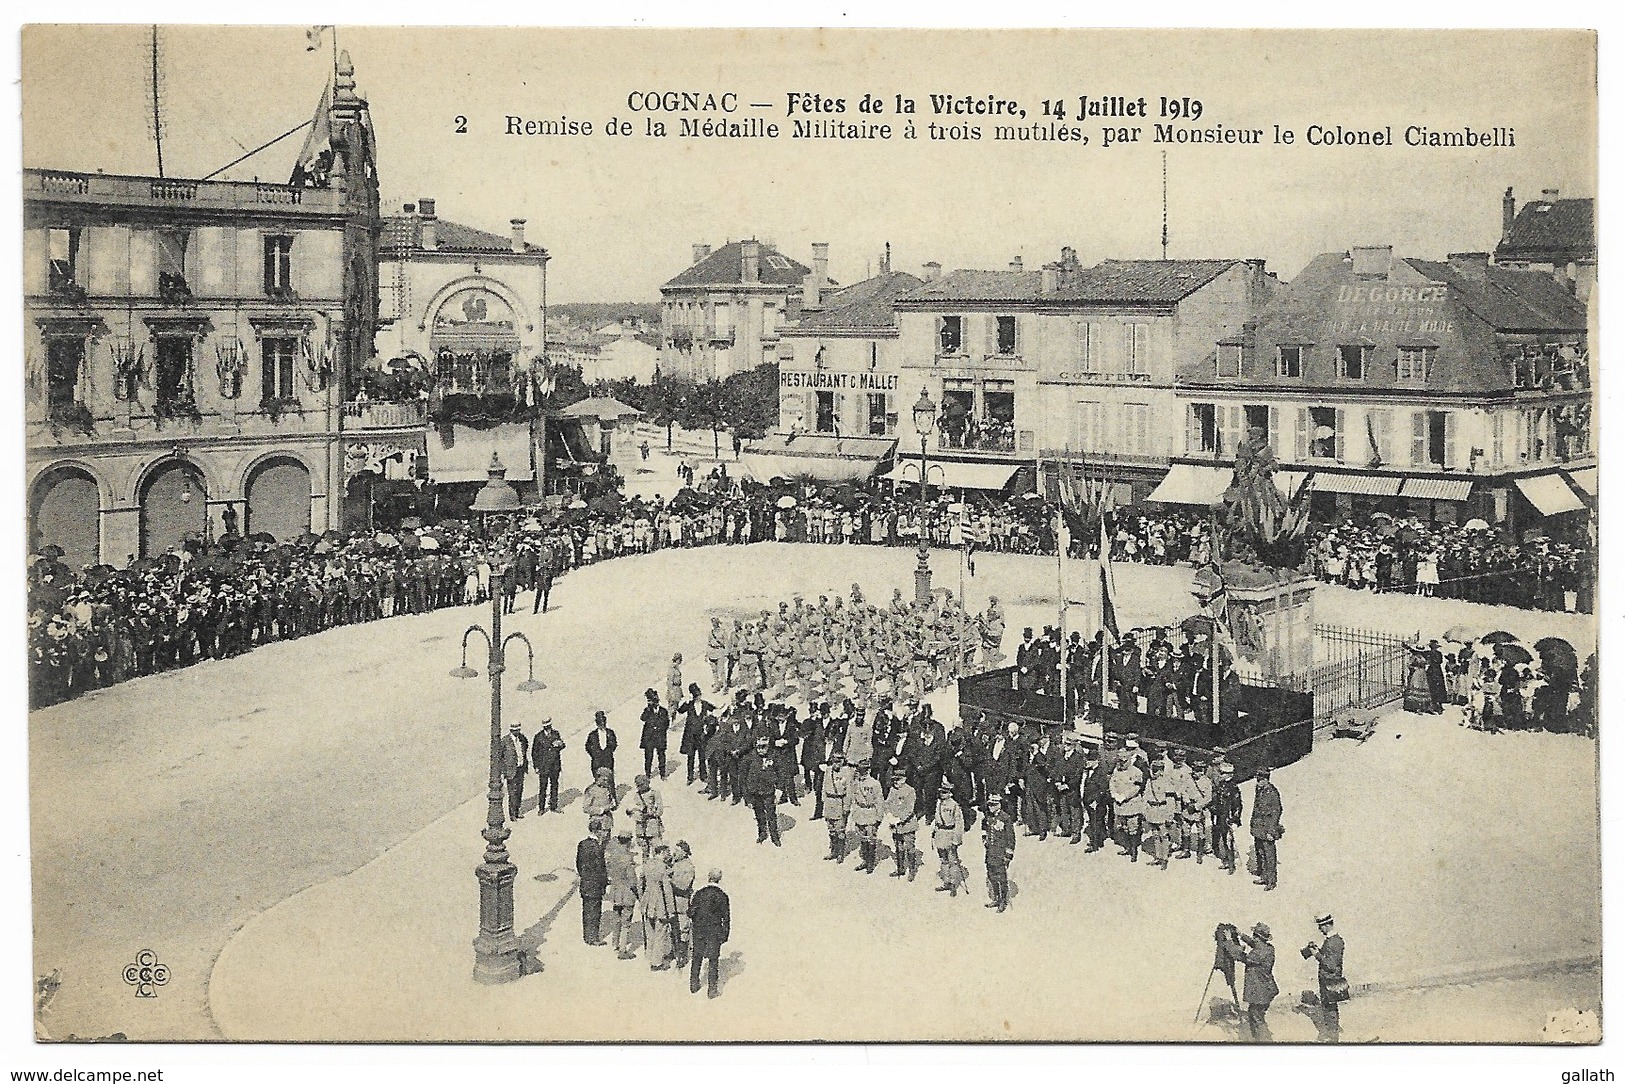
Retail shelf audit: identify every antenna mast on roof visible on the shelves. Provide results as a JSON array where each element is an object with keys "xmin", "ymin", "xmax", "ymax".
[
  {"xmin": 148, "ymin": 25, "xmax": 166, "ymax": 178},
  {"xmin": 1161, "ymin": 150, "xmax": 1169, "ymax": 260}
]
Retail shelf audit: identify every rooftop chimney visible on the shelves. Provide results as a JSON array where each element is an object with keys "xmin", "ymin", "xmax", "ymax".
[
  {"xmin": 1541, "ymin": 187, "xmax": 1561, "ymax": 202},
  {"xmin": 804, "ymin": 242, "xmax": 829, "ymax": 309},
  {"xmin": 1502, "ymin": 186, "xmax": 1516, "ymax": 242},
  {"xmin": 692, "ymin": 243, "xmax": 712, "ymax": 266},
  {"xmin": 1447, "ymin": 251, "xmax": 1490, "ymax": 279},
  {"xmin": 1350, "ymin": 244, "xmax": 1392, "ymax": 277},
  {"xmin": 741, "ymin": 239, "xmax": 760, "ymax": 284},
  {"xmin": 510, "ymin": 218, "xmax": 527, "ymax": 254},
  {"xmin": 419, "ymin": 198, "xmax": 438, "ymax": 250},
  {"xmin": 1009, "ymin": 255, "xmax": 1024, "ymax": 272},
  {"xmin": 922, "ymin": 261, "xmax": 942, "ymax": 282},
  {"xmin": 402, "ymin": 202, "xmax": 416, "ymax": 214}
]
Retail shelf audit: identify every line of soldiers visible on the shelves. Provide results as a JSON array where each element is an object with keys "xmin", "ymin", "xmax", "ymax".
[
  {"xmin": 701, "ymin": 584, "xmax": 1008, "ymax": 710},
  {"xmin": 1015, "ymin": 624, "xmax": 1244, "ymax": 730}
]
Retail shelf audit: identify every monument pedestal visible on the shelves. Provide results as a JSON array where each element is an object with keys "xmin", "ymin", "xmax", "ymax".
[{"xmin": 1211, "ymin": 563, "xmax": 1317, "ymax": 683}]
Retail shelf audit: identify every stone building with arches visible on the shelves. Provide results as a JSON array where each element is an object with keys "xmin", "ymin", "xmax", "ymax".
[
  {"xmin": 24, "ymin": 56, "xmax": 381, "ymax": 568},
  {"xmin": 347, "ymin": 198, "xmax": 549, "ymax": 527}
]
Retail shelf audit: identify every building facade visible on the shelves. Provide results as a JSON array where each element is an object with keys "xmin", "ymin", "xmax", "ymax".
[
  {"xmin": 1494, "ymin": 186, "xmax": 1595, "ymax": 304},
  {"xmin": 24, "ymin": 56, "xmax": 379, "ymax": 568},
  {"xmin": 660, "ymin": 240, "xmax": 826, "ymax": 382},
  {"xmin": 890, "ymin": 252, "xmax": 1278, "ymax": 499},
  {"xmin": 1168, "ymin": 245, "xmax": 1593, "ymax": 530},
  {"xmin": 350, "ymin": 197, "xmax": 549, "ymax": 526}
]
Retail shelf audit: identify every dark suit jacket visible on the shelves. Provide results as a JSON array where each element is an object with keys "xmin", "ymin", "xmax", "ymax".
[
  {"xmin": 904, "ymin": 722, "xmax": 949, "ymax": 776},
  {"xmin": 576, "ymin": 836, "xmax": 608, "ymax": 898},
  {"xmin": 1250, "ymin": 780, "xmax": 1283, "ymax": 840},
  {"xmin": 500, "ymin": 731, "xmax": 528, "ymax": 777},
  {"xmin": 689, "ymin": 884, "xmax": 731, "ymax": 947},
  {"xmin": 531, "ymin": 728, "xmax": 565, "ymax": 774},
  {"xmin": 586, "ymin": 727, "xmax": 618, "ymax": 766}
]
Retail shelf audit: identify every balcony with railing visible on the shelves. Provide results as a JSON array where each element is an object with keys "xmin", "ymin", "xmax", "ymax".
[
  {"xmin": 938, "ymin": 418, "xmax": 1018, "ymax": 454},
  {"xmin": 342, "ymin": 399, "xmax": 429, "ymax": 430},
  {"xmin": 24, "ymin": 168, "xmax": 344, "ymax": 215}
]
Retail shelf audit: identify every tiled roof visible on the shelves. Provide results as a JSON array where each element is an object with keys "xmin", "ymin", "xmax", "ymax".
[
  {"xmin": 381, "ymin": 216, "xmax": 544, "ymax": 254},
  {"xmin": 792, "ymin": 271, "xmax": 925, "ymax": 331},
  {"xmin": 1047, "ymin": 259, "xmax": 1243, "ymax": 303},
  {"xmin": 1495, "ymin": 197, "xmax": 1595, "ymax": 258},
  {"xmin": 1403, "ymin": 259, "xmax": 1587, "ymax": 331},
  {"xmin": 898, "ymin": 269, "xmax": 1043, "ymax": 303},
  {"xmin": 662, "ymin": 241, "xmax": 811, "ymax": 289}
]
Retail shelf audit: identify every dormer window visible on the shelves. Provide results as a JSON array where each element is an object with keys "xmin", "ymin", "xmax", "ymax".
[
  {"xmin": 1336, "ymin": 345, "xmax": 1369, "ymax": 381},
  {"xmin": 1276, "ymin": 345, "xmax": 1303, "ymax": 379}
]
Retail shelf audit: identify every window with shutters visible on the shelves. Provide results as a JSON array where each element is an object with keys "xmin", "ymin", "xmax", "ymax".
[
  {"xmin": 1308, "ymin": 405, "xmax": 1338, "ymax": 459},
  {"xmin": 815, "ymin": 390, "xmax": 838, "ymax": 434},
  {"xmin": 938, "ymin": 315, "xmax": 964, "ymax": 355},
  {"xmin": 1276, "ymin": 345, "xmax": 1303, "ymax": 379},
  {"xmin": 156, "ymin": 229, "xmax": 190, "ymax": 300},
  {"xmin": 993, "ymin": 315, "xmax": 1019, "ymax": 355},
  {"xmin": 1078, "ymin": 321, "xmax": 1097, "ymax": 371},
  {"xmin": 866, "ymin": 392, "xmax": 893, "ymax": 436},
  {"xmin": 47, "ymin": 227, "xmax": 81, "ymax": 294},
  {"xmin": 1121, "ymin": 403, "xmax": 1151, "ymax": 456},
  {"xmin": 1396, "ymin": 346, "xmax": 1432, "ymax": 383},
  {"xmin": 1363, "ymin": 409, "xmax": 1393, "ymax": 467},
  {"xmin": 1244, "ymin": 404, "xmax": 1271, "ymax": 445},
  {"xmin": 46, "ymin": 337, "xmax": 85, "ymax": 411},
  {"xmin": 261, "ymin": 337, "xmax": 299, "ymax": 402},
  {"xmin": 1490, "ymin": 412, "xmax": 1506, "ymax": 466},
  {"xmin": 1124, "ymin": 322, "xmax": 1150, "ymax": 375},
  {"xmin": 1076, "ymin": 401, "xmax": 1105, "ymax": 452},
  {"xmin": 263, "ymin": 235, "xmax": 294, "ymax": 296},
  {"xmin": 1336, "ymin": 345, "xmax": 1369, "ymax": 381},
  {"xmin": 1412, "ymin": 410, "xmax": 1447, "ymax": 467},
  {"xmin": 1188, "ymin": 403, "xmax": 1217, "ymax": 454},
  {"xmin": 1216, "ymin": 343, "xmax": 1243, "ymax": 378},
  {"xmin": 1217, "ymin": 404, "xmax": 1244, "ymax": 457}
]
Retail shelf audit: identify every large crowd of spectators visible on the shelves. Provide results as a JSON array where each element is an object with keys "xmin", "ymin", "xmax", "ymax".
[{"xmin": 27, "ymin": 467, "xmax": 1595, "ymax": 706}]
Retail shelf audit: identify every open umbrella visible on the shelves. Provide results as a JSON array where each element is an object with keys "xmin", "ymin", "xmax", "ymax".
[
  {"xmin": 248, "ymin": 531, "xmax": 277, "ymax": 544},
  {"xmin": 313, "ymin": 539, "xmax": 333, "ymax": 555},
  {"xmin": 1480, "ymin": 630, "xmax": 1519, "ymax": 645},
  {"xmin": 1369, "ymin": 511, "xmax": 1394, "ymax": 521},
  {"xmin": 419, "ymin": 536, "xmax": 441, "ymax": 551},
  {"xmin": 38, "ymin": 544, "xmax": 65, "ymax": 559},
  {"xmin": 1180, "ymin": 614, "xmax": 1219, "ymax": 639},
  {"xmin": 1534, "ymin": 636, "xmax": 1579, "ymax": 674},
  {"xmin": 569, "ymin": 499, "xmax": 588, "ymax": 510},
  {"xmin": 400, "ymin": 516, "xmax": 424, "ymax": 530},
  {"xmin": 1464, "ymin": 518, "xmax": 1491, "ymax": 530},
  {"xmin": 1494, "ymin": 642, "xmax": 1534, "ymax": 665},
  {"xmin": 776, "ymin": 495, "xmax": 798, "ymax": 510},
  {"xmin": 1443, "ymin": 624, "xmax": 1481, "ymax": 643}
]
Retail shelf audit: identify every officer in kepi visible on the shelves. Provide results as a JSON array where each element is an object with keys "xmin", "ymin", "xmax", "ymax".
[{"xmin": 1302, "ymin": 912, "xmax": 1348, "ymax": 1042}]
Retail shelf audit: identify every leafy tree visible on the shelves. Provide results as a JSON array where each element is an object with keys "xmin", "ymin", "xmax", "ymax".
[
  {"xmin": 676, "ymin": 379, "xmax": 729, "ymax": 459},
  {"xmin": 721, "ymin": 362, "xmax": 779, "ymax": 441}
]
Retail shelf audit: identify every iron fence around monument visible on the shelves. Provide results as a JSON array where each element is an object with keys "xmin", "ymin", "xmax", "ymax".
[{"xmin": 1284, "ymin": 623, "xmax": 1410, "ymax": 728}]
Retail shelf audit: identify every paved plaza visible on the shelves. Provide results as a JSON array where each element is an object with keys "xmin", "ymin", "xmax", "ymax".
[{"xmin": 30, "ymin": 543, "xmax": 1599, "ymax": 1042}]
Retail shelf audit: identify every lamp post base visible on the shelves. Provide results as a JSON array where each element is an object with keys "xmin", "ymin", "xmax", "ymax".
[
  {"xmin": 914, "ymin": 551, "xmax": 933, "ymax": 605},
  {"xmin": 472, "ymin": 859, "xmax": 522, "ymax": 984}
]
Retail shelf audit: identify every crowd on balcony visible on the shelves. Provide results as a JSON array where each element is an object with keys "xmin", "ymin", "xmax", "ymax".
[{"xmin": 938, "ymin": 413, "xmax": 1016, "ymax": 453}]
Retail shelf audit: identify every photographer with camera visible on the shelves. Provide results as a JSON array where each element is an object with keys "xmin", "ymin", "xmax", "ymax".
[
  {"xmin": 1301, "ymin": 912, "xmax": 1348, "ymax": 1042},
  {"xmin": 1218, "ymin": 921, "xmax": 1279, "ymax": 1041}
]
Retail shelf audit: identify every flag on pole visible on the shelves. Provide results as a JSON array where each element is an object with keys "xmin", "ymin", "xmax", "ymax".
[
  {"xmin": 1098, "ymin": 515, "xmax": 1120, "ymax": 641},
  {"xmin": 305, "ymin": 25, "xmax": 332, "ymax": 51},
  {"xmin": 290, "ymin": 80, "xmax": 334, "ymax": 187}
]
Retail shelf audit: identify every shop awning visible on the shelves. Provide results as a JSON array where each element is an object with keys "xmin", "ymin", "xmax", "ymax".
[
  {"xmin": 1399, "ymin": 477, "xmax": 1473, "ymax": 502},
  {"xmin": 1309, "ymin": 472, "xmax": 1402, "ymax": 497},
  {"xmin": 1274, "ymin": 470, "xmax": 1308, "ymax": 499},
  {"xmin": 1146, "ymin": 464, "xmax": 1231, "ymax": 506},
  {"xmin": 1564, "ymin": 466, "xmax": 1597, "ymax": 497},
  {"xmin": 429, "ymin": 421, "xmax": 535, "ymax": 483},
  {"xmin": 885, "ymin": 458, "xmax": 1019, "ymax": 492},
  {"xmin": 1515, "ymin": 473, "xmax": 1586, "ymax": 516},
  {"xmin": 742, "ymin": 433, "xmax": 896, "ymax": 484}
]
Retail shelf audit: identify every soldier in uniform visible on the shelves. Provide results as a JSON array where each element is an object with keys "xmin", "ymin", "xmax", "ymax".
[
  {"xmin": 667, "ymin": 653, "xmax": 686, "ymax": 715},
  {"xmin": 605, "ymin": 827, "xmax": 640, "ymax": 960},
  {"xmin": 705, "ymin": 617, "xmax": 729, "ymax": 692},
  {"xmin": 724, "ymin": 620, "xmax": 743, "ymax": 690},
  {"xmin": 982, "ymin": 793, "xmax": 1017, "ymax": 913},
  {"xmin": 633, "ymin": 774, "xmax": 664, "ymax": 858},
  {"xmin": 884, "ymin": 772, "xmax": 921, "ymax": 881},
  {"xmin": 1304, "ymin": 913, "xmax": 1347, "ymax": 1042},
  {"xmin": 744, "ymin": 735, "xmax": 782, "ymax": 846},
  {"xmin": 1250, "ymin": 766, "xmax": 1284, "ymax": 890},
  {"xmin": 848, "ymin": 761, "xmax": 885, "ymax": 874},
  {"xmin": 1142, "ymin": 755, "xmax": 1179, "ymax": 868},
  {"xmin": 1164, "ymin": 747, "xmax": 1198, "ymax": 857},
  {"xmin": 820, "ymin": 750, "xmax": 856, "ymax": 863},
  {"xmin": 979, "ymin": 596, "xmax": 1007, "ymax": 670},
  {"xmin": 1110, "ymin": 741, "xmax": 1148, "ymax": 861},
  {"xmin": 1183, "ymin": 753, "xmax": 1214, "ymax": 863},
  {"xmin": 931, "ymin": 781, "xmax": 968, "ymax": 896}
]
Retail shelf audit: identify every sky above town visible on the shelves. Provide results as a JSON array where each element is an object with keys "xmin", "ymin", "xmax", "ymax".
[{"xmin": 21, "ymin": 25, "xmax": 1596, "ymax": 302}]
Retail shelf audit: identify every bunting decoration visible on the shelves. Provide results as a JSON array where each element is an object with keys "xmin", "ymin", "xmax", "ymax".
[
  {"xmin": 108, "ymin": 337, "xmax": 147, "ymax": 401},
  {"xmin": 214, "ymin": 338, "xmax": 247, "ymax": 399}
]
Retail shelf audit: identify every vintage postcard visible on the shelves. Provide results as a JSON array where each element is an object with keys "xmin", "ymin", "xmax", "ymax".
[{"xmin": 20, "ymin": 25, "xmax": 1599, "ymax": 1046}]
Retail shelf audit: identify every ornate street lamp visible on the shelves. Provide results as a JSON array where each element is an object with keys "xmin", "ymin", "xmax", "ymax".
[
  {"xmin": 471, "ymin": 452, "xmax": 523, "ymax": 539},
  {"xmin": 452, "ymin": 466, "xmax": 545, "ymax": 985},
  {"xmin": 911, "ymin": 387, "xmax": 938, "ymax": 605}
]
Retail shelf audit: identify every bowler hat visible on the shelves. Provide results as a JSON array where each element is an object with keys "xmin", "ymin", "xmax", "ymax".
[{"xmin": 1252, "ymin": 923, "xmax": 1271, "ymax": 940}]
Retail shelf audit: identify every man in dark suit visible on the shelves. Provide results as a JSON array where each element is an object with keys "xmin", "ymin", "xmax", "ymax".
[
  {"xmin": 531, "ymin": 546, "xmax": 555, "ymax": 614},
  {"xmin": 904, "ymin": 705, "xmax": 949, "ymax": 819},
  {"xmin": 1226, "ymin": 922, "xmax": 1279, "ymax": 1041},
  {"xmin": 1250, "ymin": 766, "xmax": 1284, "ymax": 890},
  {"xmin": 982, "ymin": 719, "xmax": 1025, "ymax": 814},
  {"xmin": 531, "ymin": 718, "xmax": 565, "ymax": 814},
  {"xmin": 688, "ymin": 868, "xmax": 731, "ymax": 997},
  {"xmin": 586, "ymin": 711, "xmax": 618, "ymax": 793},
  {"xmin": 501, "ymin": 722, "xmax": 529, "ymax": 821},
  {"xmin": 639, "ymin": 688, "xmax": 671, "ymax": 779},
  {"xmin": 1113, "ymin": 633, "xmax": 1143, "ymax": 713},
  {"xmin": 1015, "ymin": 628, "xmax": 1038, "ymax": 700},
  {"xmin": 574, "ymin": 818, "xmax": 610, "ymax": 945}
]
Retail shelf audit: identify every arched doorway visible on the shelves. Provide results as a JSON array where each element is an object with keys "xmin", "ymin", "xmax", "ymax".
[
  {"xmin": 245, "ymin": 457, "xmax": 312, "ymax": 542},
  {"xmin": 30, "ymin": 466, "xmax": 101, "ymax": 569},
  {"xmin": 140, "ymin": 460, "xmax": 207, "ymax": 557}
]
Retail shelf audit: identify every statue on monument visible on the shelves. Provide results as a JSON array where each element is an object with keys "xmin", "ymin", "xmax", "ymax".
[{"xmin": 1219, "ymin": 426, "xmax": 1312, "ymax": 574}]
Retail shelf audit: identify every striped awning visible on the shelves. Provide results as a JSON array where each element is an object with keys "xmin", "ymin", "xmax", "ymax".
[
  {"xmin": 1146, "ymin": 463, "xmax": 1231, "ymax": 506},
  {"xmin": 1565, "ymin": 466, "xmax": 1597, "ymax": 497},
  {"xmin": 1515, "ymin": 473, "xmax": 1586, "ymax": 516},
  {"xmin": 1310, "ymin": 472, "xmax": 1402, "ymax": 497},
  {"xmin": 886, "ymin": 458, "xmax": 1018, "ymax": 491},
  {"xmin": 1400, "ymin": 477, "xmax": 1473, "ymax": 502}
]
